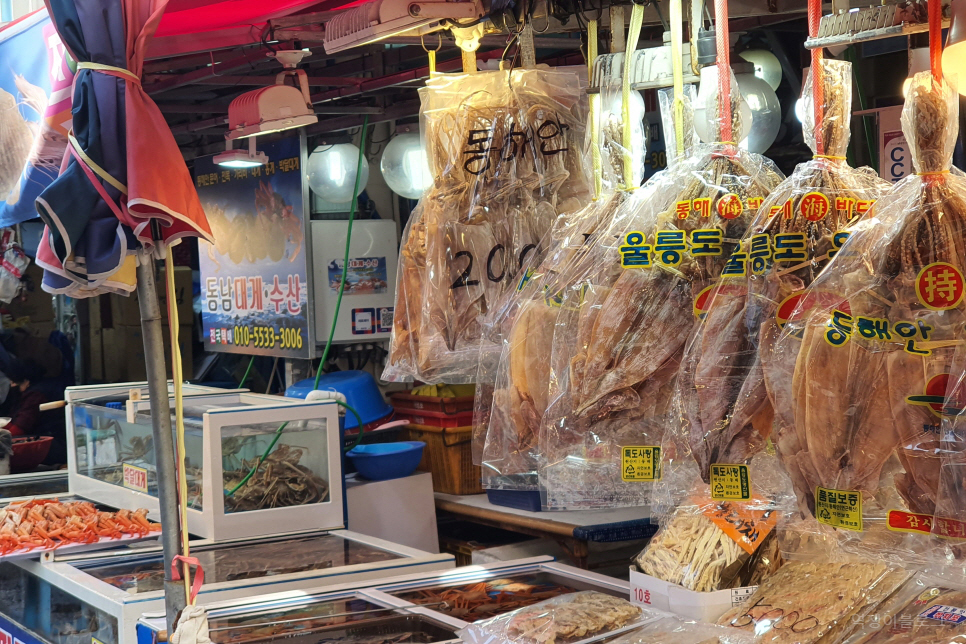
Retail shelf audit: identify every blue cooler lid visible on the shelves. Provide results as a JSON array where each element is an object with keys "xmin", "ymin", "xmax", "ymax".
[{"xmin": 285, "ymin": 370, "xmax": 393, "ymax": 429}]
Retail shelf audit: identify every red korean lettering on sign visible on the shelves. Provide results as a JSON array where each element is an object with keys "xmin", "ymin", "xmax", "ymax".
[
  {"xmin": 916, "ymin": 262, "xmax": 966, "ymax": 311},
  {"xmin": 935, "ymin": 516, "xmax": 966, "ymax": 540},
  {"xmin": 887, "ymin": 509, "xmax": 934, "ymax": 535},
  {"xmin": 717, "ymin": 193, "xmax": 744, "ymax": 220}
]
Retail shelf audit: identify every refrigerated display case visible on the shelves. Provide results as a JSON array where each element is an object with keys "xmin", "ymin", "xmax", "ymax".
[
  {"xmin": 66, "ymin": 387, "xmax": 341, "ymax": 540},
  {"xmin": 0, "ymin": 530, "xmax": 455, "ymax": 644},
  {"xmin": 0, "ymin": 470, "xmax": 69, "ymax": 503}
]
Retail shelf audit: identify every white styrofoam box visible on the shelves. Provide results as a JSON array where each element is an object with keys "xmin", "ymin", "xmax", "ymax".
[
  {"xmin": 629, "ymin": 567, "xmax": 757, "ymax": 623},
  {"xmin": 311, "ymin": 219, "xmax": 398, "ymax": 342}
]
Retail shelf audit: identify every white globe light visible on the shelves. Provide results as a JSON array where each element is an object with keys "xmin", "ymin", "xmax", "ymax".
[
  {"xmin": 738, "ymin": 49, "xmax": 783, "ymax": 91},
  {"xmin": 694, "ymin": 66, "xmax": 753, "ymax": 145},
  {"xmin": 734, "ymin": 71, "xmax": 781, "ymax": 154},
  {"xmin": 380, "ymin": 132, "xmax": 433, "ymax": 199},
  {"xmin": 307, "ymin": 143, "xmax": 370, "ymax": 203}
]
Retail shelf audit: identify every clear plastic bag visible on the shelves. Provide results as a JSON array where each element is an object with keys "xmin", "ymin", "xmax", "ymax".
[
  {"xmin": 841, "ymin": 573, "xmax": 966, "ymax": 643},
  {"xmin": 457, "ymin": 591, "xmax": 644, "ymax": 644},
  {"xmin": 668, "ymin": 60, "xmax": 888, "ymax": 484},
  {"xmin": 716, "ymin": 558, "xmax": 911, "ymax": 644},
  {"xmin": 383, "ymin": 68, "xmax": 591, "ymax": 383},
  {"xmin": 538, "ymin": 70, "xmax": 783, "ymax": 510},
  {"xmin": 606, "ymin": 614, "xmax": 753, "ymax": 644},
  {"xmin": 769, "ymin": 71, "xmax": 966, "ymax": 526}
]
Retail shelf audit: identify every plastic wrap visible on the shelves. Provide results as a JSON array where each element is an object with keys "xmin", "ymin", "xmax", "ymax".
[
  {"xmin": 606, "ymin": 615, "xmax": 753, "ymax": 644},
  {"xmin": 769, "ymin": 71, "xmax": 966, "ymax": 527},
  {"xmin": 457, "ymin": 592, "xmax": 643, "ymax": 644},
  {"xmin": 384, "ymin": 68, "xmax": 591, "ymax": 383},
  {"xmin": 716, "ymin": 559, "xmax": 911, "ymax": 643},
  {"xmin": 668, "ymin": 60, "xmax": 888, "ymax": 485},
  {"xmin": 841, "ymin": 573, "xmax": 966, "ymax": 643},
  {"xmin": 536, "ymin": 70, "xmax": 783, "ymax": 509},
  {"xmin": 658, "ymin": 85, "xmax": 696, "ymax": 171}
]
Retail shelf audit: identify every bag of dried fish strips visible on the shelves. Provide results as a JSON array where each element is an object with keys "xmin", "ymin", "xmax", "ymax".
[
  {"xmin": 383, "ymin": 68, "xmax": 591, "ymax": 383},
  {"xmin": 607, "ymin": 613, "xmax": 754, "ymax": 644},
  {"xmin": 716, "ymin": 558, "xmax": 911, "ymax": 644},
  {"xmin": 768, "ymin": 71, "xmax": 966, "ymax": 532},
  {"xmin": 457, "ymin": 591, "xmax": 644, "ymax": 644},
  {"xmin": 475, "ymin": 84, "xmax": 693, "ymax": 493},
  {"xmin": 668, "ymin": 60, "xmax": 888, "ymax": 487},
  {"xmin": 537, "ymin": 68, "xmax": 783, "ymax": 510},
  {"xmin": 840, "ymin": 573, "xmax": 966, "ymax": 644}
]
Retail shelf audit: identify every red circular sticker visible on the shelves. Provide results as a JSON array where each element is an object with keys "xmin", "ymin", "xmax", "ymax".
[
  {"xmin": 716, "ymin": 193, "xmax": 744, "ymax": 220},
  {"xmin": 906, "ymin": 373, "xmax": 951, "ymax": 418},
  {"xmin": 693, "ymin": 283, "xmax": 745, "ymax": 319},
  {"xmin": 775, "ymin": 290, "xmax": 850, "ymax": 328},
  {"xmin": 915, "ymin": 262, "xmax": 965, "ymax": 311},
  {"xmin": 799, "ymin": 191, "xmax": 831, "ymax": 222}
]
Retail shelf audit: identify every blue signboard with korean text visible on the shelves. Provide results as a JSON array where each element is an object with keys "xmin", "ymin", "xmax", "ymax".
[{"xmin": 194, "ymin": 135, "xmax": 314, "ymax": 358}]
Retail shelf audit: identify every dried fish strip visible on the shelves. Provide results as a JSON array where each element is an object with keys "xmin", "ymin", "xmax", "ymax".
[
  {"xmin": 671, "ymin": 60, "xmax": 888, "ymax": 484},
  {"xmin": 384, "ymin": 69, "xmax": 591, "ymax": 383},
  {"xmin": 717, "ymin": 560, "xmax": 909, "ymax": 644},
  {"xmin": 772, "ymin": 72, "xmax": 966, "ymax": 522},
  {"xmin": 459, "ymin": 592, "xmax": 642, "ymax": 644}
]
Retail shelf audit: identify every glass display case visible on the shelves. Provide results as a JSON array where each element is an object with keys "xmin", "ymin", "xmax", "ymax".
[
  {"xmin": 66, "ymin": 385, "xmax": 341, "ymax": 540},
  {"xmin": 0, "ymin": 470, "xmax": 69, "ymax": 503},
  {"xmin": 2, "ymin": 531, "xmax": 454, "ymax": 644}
]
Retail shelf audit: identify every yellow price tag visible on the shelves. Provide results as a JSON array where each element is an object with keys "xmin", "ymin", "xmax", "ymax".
[
  {"xmin": 709, "ymin": 464, "xmax": 752, "ymax": 500},
  {"xmin": 621, "ymin": 446, "xmax": 662, "ymax": 481},
  {"xmin": 816, "ymin": 486, "xmax": 863, "ymax": 532}
]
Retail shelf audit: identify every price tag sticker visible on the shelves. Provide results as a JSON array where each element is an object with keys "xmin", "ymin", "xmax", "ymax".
[
  {"xmin": 709, "ymin": 464, "xmax": 751, "ymax": 500},
  {"xmin": 815, "ymin": 486, "xmax": 863, "ymax": 532},
  {"xmin": 920, "ymin": 604, "xmax": 966, "ymax": 625},
  {"xmin": 621, "ymin": 446, "xmax": 662, "ymax": 481},
  {"xmin": 730, "ymin": 586, "xmax": 758, "ymax": 607},
  {"xmin": 122, "ymin": 463, "xmax": 149, "ymax": 493}
]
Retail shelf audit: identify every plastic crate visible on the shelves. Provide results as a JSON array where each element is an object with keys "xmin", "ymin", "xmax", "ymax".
[
  {"xmin": 390, "ymin": 392, "xmax": 475, "ymax": 414},
  {"xmin": 404, "ymin": 423, "xmax": 483, "ymax": 495},
  {"xmin": 393, "ymin": 407, "xmax": 473, "ymax": 428}
]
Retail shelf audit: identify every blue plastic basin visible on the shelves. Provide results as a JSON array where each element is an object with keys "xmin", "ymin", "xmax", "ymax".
[
  {"xmin": 345, "ymin": 441, "xmax": 425, "ymax": 481},
  {"xmin": 286, "ymin": 370, "xmax": 393, "ymax": 430}
]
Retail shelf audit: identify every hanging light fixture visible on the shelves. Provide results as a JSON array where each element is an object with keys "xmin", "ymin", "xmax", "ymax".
[
  {"xmin": 307, "ymin": 143, "xmax": 370, "ymax": 203},
  {"xmin": 380, "ymin": 131, "xmax": 433, "ymax": 199},
  {"xmin": 944, "ymin": 0, "xmax": 966, "ymax": 94},
  {"xmin": 226, "ymin": 50, "xmax": 318, "ymax": 140},
  {"xmin": 214, "ymin": 137, "xmax": 268, "ymax": 168},
  {"xmin": 738, "ymin": 49, "xmax": 782, "ymax": 90}
]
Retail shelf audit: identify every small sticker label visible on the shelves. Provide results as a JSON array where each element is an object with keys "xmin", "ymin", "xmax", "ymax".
[
  {"xmin": 920, "ymin": 604, "xmax": 966, "ymax": 624},
  {"xmin": 709, "ymin": 464, "xmax": 751, "ymax": 500},
  {"xmin": 731, "ymin": 586, "xmax": 758, "ymax": 607},
  {"xmin": 122, "ymin": 463, "xmax": 148, "ymax": 493},
  {"xmin": 816, "ymin": 486, "xmax": 863, "ymax": 531},
  {"xmin": 887, "ymin": 509, "xmax": 934, "ymax": 535},
  {"xmin": 351, "ymin": 308, "xmax": 375, "ymax": 334},
  {"xmin": 799, "ymin": 191, "xmax": 831, "ymax": 221},
  {"xmin": 93, "ymin": 638, "xmax": 106, "ymax": 644},
  {"xmin": 621, "ymin": 446, "xmax": 662, "ymax": 481},
  {"xmin": 378, "ymin": 307, "xmax": 394, "ymax": 333},
  {"xmin": 915, "ymin": 262, "xmax": 965, "ymax": 311},
  {"xmin": 701, "ymin": 496, "xmax": 779, "ymax": 554}
]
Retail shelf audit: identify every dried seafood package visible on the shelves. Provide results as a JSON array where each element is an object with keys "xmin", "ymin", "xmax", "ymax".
[
  {"xmin": 607, "ymin": 614, "xmax": 753, "ymax": 644},
  {"xmin": 769, "ymin": 71, "xmax": 966, "ymax": 526},
  {"xmin": 538, "ymin": 68, "xmax": 783, "ymax": 509},
  {"xmin": 841, "ymin": 573, "xmax": 966, "ymax": 643},
  {"xmin": 457, "ymin": 591, "xmax": 643, "ymax": 644},
  {"xmin": 716, "ymin": 559, "xmax": 910, "ymax": 644},
  {"xmin": 384, "ymin": 68, "xmax": 590, "ymax": 383},
  {"xmin": 669, "ymin": 60, "xmax": 888, "ymax": 484}
]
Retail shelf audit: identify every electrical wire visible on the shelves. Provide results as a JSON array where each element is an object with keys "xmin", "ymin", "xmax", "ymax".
[{"xmin": 238, "ymin": 355, "xmax": 254, "ymax": 388}]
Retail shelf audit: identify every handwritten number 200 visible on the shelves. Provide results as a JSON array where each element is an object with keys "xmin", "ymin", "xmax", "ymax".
[{"xmin": 450, "ymin": 251, "xmax": 480, "ymax": 289}]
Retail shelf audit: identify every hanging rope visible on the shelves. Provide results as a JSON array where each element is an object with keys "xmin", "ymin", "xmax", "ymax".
[
  {"xmin": 713, "ymin": 0, "xmax": 732, "ymax": 145},
  {"xmin": 621, "ymin": 3, "xmax": 645, "ymax": 190},
  {"xmin": 670, "ymin": 0, "xmax": 685, "ymax": 157},
  {"xmin": 808, "ymin": 0, "xmax": 824, "ymax": 156},
  {"xmin": 929, "ymin": 0, "xmax": 943, "ymax": 83},
  {"xmin": 588, "ymin": 19, "xmax": 603, "ymax": 200}
]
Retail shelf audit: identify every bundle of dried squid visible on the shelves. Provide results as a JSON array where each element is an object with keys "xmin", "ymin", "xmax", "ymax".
[
  {"xmin": 383, "ymin": 69, "xmax": 590, "ymax": 384},
  {"xmin": 538, "ymin": 69, "xmax": 783, "ymax": 510},
  {"xmin": 670, "ymin": 60, "xmax": 888, "ymax": 485},
  {"xmin": 771, "ymin": 71, "xmax": 966, "ymax": 524}
]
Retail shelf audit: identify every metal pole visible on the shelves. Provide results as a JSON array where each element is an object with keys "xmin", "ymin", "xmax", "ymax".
[{"xmin": 136, "ymin": 259, "xmax": 186, "ymax": 635}]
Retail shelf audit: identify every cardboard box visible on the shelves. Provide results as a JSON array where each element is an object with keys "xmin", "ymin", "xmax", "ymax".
[
  {"xmin": 629, "ymin": 567, "xmax": 757, "ymax": 623},
  {"xmin": 109, "ymin": 266, "xmax": 193, "ymax": 326}
]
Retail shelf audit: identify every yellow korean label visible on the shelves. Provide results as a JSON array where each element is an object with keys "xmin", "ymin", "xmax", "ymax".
[
  {"xmin": 621, "ymin": 446, "xmax": 662, "ymax": 481},
  {"xmin": 122, "ymin": 463, "xmax": 149, "ymax": 493},
  {"xmin": 816, "ymin": 486, "xmax": 863, "ymax": 532},
  {"xmin": 709, "ymin": 463, "xmax": 751, "ymax": 500}
]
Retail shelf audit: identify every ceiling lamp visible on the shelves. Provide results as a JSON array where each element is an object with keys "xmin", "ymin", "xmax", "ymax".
[
  {"xmin": 214, "ymin": 138, "xmax": 268, "ymax": 168},
  {"xmin": 323, "ymin": 0, "xmax": 483, "ymax": 54},
  {"xmin": 226, "ymin": 50, "xmax": 318, "ymax": 140},
  {"xmin": 381, "ymin": 131, "xmax": 433, "ymax": 199},
  {"xmin": 944, "ymin": 0, "xmax": 966, "ymax": 95},
  {"xmin": 307, "ymin": 143, "xmax": 370, "ymax": 203},
  {"xmin": 738, "ymin": 49, "xmax": 782, "ymax": 91}
]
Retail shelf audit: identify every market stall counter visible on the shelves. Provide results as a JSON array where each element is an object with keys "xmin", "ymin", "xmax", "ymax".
[
  {"xmin": 0, "ymin": 470, "xmax": 68, "ymax": 503},
  {"xmin": 0, "ymin": 530, "xmax": 454, "ymax": 644}
]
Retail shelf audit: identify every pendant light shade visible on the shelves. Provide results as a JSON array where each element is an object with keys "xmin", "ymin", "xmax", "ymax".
[{"xmin": 945, "ymin": 0, "xmax": 966, "ymax": 95}]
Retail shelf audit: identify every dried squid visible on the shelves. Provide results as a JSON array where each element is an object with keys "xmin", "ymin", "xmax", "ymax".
[
  {"xmin": 384, "ymin": 69, "xmax": 590, "ymax": 384},
  {"xmin": 539, "ymin": 71, "xmax": 783, "ymax": 509},
  {"xmin": 672, "ymin": 60, "xmax": 888, "ymax": 484},
  {"xmin": 772, "ymin": 72, "xmax": 966, "ymax": 523}
]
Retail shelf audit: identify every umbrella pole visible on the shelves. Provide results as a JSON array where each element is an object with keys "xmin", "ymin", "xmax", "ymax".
[{"xmin": 136, "ymin": 258, "xmax": 188, "ymax": 634}]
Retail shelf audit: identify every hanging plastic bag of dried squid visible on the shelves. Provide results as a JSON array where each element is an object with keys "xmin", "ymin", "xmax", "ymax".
[
  {"xmin": 665, "ymin": 60, "xmax": 888, "ymax": 493},
  {"xmin": 471, "ymin": 73, "xmax": 662, "ymax": 486},
  {"xmin": 536, "ymin": 68, "xmax": 783, "ymax": 510},
  {"xmin": 769, "ymin": 71, "xmax": 966, "ymax": 540},
  {"xmin": 383, "ymin": 68, "xmax": 591, "ymax": 383}
]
